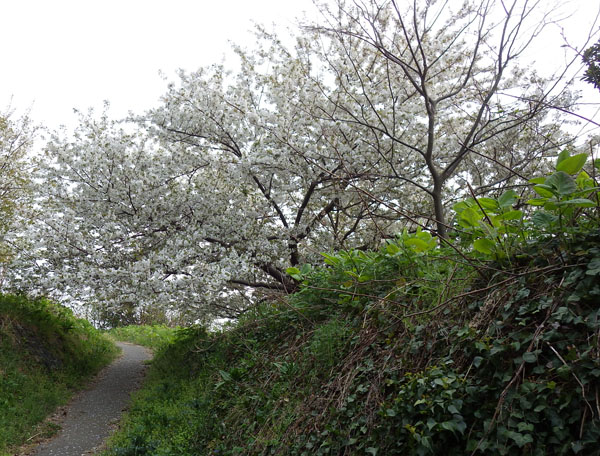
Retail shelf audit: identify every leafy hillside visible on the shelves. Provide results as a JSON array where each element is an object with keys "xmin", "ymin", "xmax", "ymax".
[
  {"xmin": 104, "ymin": 151, "xmax": 600, "ymax": 456},
  {"xmin": 0, "ymin": 294, "xmax": 118, "ymax": 454}
]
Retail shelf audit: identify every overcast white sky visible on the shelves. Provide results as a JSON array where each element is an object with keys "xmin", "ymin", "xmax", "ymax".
[{"xmin": 1, "ymin": 0, "xmax": 598, "ymax": 134}]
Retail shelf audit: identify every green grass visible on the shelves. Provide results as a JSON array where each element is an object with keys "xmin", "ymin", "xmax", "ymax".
[
  {"xmin": 0, "ymin": 294, "xmax": 119, "ymax": 454},
  {"xmin": 107, "ymin": 324, "xmax": 178, "ymax": 350}
]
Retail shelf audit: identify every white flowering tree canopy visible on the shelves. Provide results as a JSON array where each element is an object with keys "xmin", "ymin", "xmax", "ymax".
[{"xmin": 8, "ymin": 0, "xmax": 586, "ymax": 322}]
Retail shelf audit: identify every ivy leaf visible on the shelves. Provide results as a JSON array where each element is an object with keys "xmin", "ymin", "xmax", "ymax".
[
  {"xmin": 365, "ymin": 448, "xmax": 378, "ymax": 455},
  {"xmin": 522, "ymin": 351, "xmax": 537, "ymax": 363},
  {"xmin": 555, "ymin": 153, "xmax": 587, "ymax": 175},
  {"xmin": 586, "ymin": 257, "xmax": 600, "ymax": 276},
  {"xmin": 505, "ymin": 430, "xmax": 534, "ymax": 447}
]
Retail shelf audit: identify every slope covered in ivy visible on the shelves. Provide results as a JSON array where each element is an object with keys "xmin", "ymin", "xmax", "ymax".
[
  {"xmin": 0, "ymin": 295, "xmax": 118, "ymax": 454},
  {"xmin": 104, "ymin": 153, "xmax": 600, "ymax": 455}
]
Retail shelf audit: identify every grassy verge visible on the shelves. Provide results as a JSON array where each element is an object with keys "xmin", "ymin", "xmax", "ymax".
[
  {"xmin": 0, "ymin": 294, "xmax": 119, "ymax": 454},
  {"xmin": 103, "ymin": 229, "xmax": 600, "ymax": 455},
  {"xmin": 107, "ymin": 324, "xmax": 178, "ymax": 351}
]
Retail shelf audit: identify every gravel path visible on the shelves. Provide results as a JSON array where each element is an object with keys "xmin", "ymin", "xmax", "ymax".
[{"xmin": 32, "ymin": 342, "xmax": 152, "ymax": 456}]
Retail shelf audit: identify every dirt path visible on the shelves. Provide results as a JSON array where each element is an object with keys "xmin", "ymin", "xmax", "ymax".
[{"xmin": 31, "ymin": 342, "xmax": 151, "ymax": 456}]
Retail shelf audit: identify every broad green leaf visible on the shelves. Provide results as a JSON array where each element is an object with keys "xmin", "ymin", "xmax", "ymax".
[
  {"xmin": 405, "ymin": 238, "xmax": 434, "ymax": 252},
  {"xmin": 543, "ymin": 201, "xmax": 559, "ymax": 211},
  {"xmin": 533, "ymin": 185, "xmax": 555, "ymax": 198},
  {"xmin": 556, "ymin": 149, "xmax": 570, "ymax": 167},
  {"xmin": 595, "ymin": 158, "xmax": 600, "ymax": 170},
  {"xmin": 556, "ymin": 153, "xmax": 587, "ymax": 175},
  {"xmin": 386, "ymin": 243, "xmax": 400, "ymax": 255},
  {"xmin": 459, "ymin": 207, "xmax": 481, "ymax": 227},
  {"xmin": 320, "ymin": 252, "xmax": 340, "ymax": 266},
  {"xmin": 473, "ymin": 238, "xmax": 495, "ymax": 255},
  {"xmin": 415, "ymin": 230, "xmax": 433, "ymax": 240},
  {"xmin": 575, "ymin": 170, "xmax": 593, "ymax": 189},
  {"xmin": 545, "ymin": 171, "xmax": 577, "ymax": 196},
  {"xmin": 526, "ymin": 198, "xmax": 547, "ymax": 206},
  {"xmin": 286, "ymin": 267, "xmax": 302, "ymax": 280},
  {"xmin": 528, "ymin": 177, "xmax": 546, "ymax": 185},
  {"xmin": 498, "ymin": 189, "xmax": 518, "ymax": 208},
  {"xmin": 452, "ymin": 201, "xmax": 470, "ymax": 213},
  {"xmin": 498, "ymin": 210, "xmax": 523, "ymax": 221},
  {"xmin": 531, "ymin": 211, "xmax": 557, "ymax": 227},
  {"xmin": 556, "ymin": 198, "xmax": 595, "ymax": 207},
  {"xmin": 477, "ymin": 197, "xmax": 499, "ymax": 211}
]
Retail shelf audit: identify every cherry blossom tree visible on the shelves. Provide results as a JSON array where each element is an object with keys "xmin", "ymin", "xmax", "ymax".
[
  {"xmin": 10, "ymin": 0, "xmax": 590, "ymax": 322},
  {"xmin": 0, "ymin": 110, "xmax": 33, "ymax": 284}
]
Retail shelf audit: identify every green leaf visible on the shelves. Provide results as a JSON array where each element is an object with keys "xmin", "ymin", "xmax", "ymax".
[
  {"xmin": 365, "ymin": 448, "xmax": 378, "ymax": 456},
  {"xmin": 405, "ymin": 238, "xmax": 434, "ymax": 252},
  {"xmin": 498, "ymin": 190, "xmax": 518, "ymax": 208},
  {"xmin": 498, "ymin": 210, "xmax": 523, "ymax": 221},
  {"xmin": 458, "ymin": 207, "xmax": 482, "ymax": 227},
  {"xmin": 556, "ymin": 149, "xmax": 570, "ymax": 167},
  {"xmin": 448, "ymin": 404, "xmax": 460, "ymax": 414},
  {"xmin": 477, "ymin": 197, "xmax": 499, "ymax": 211},
  {"xmin": 286, "ymin": 267, "xmax": 301, "ymax": 275},
  {"xmin": 556, "ymin": 198, "xmax": 596, "ymax": 207},
  {"xmin": 586, "ymin": 257, "xmax": 600, "ymax": 276},
  {"xmin": 386, "ymin": 243, "xmax": 400, "ymax": 255},
  {"xmin": 473, "ymin": 356, "xmax": 483, "ymax": 368},
  {"xmin": 528, "ymin": 177, "xmax": 546, "ymax": 185},
  {"xmin": 556, "ymin": 153, "xmax": 587, "ymax": 175},
  {"xmin": 522, "ymin": 351, "xmax": 537, "ymax": 363},
  {"xmin": 526, "ymin": 198, "xmax": 548, "ymax": 206},
  {"xmin": 531, "ymin": 211, "xmax": 558, "ymax": 227},
  {"xmin": 576, "ymin": 170, "xmax": 594, "ymax": 189},
  {"xmin": 505, "ymin": 430, "xmax": 533, "ymax": 448},
  {"xmin": 320, "ymin": 252, "xmax": 340, "ymax": 266},
  {"xmin": 595, "ymin": 158, "xmax": 600, "ymax": 170},
  {"xmin": 533, "ymin": 184, "xmax": 555, "ymax": 198},
  {"xmin": 545, "ymin": 171, "xmax": 577, "ymax": 196},
  {"xmin": 473, "ymin": 238, "xmax": 495, "ymax": 255}
]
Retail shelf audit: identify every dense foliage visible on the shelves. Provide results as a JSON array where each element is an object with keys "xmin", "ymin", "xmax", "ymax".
[
  {"xmin": 0, "ymin": 294, "xmax": 118, "ymax": 453},
  {"xmin": 103, "ymin": 155, "xmax": 600, "ymax": 455}
]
